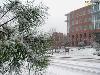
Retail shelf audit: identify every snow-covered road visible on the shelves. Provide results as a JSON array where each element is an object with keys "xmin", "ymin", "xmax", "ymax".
[
  {"xmin": 46, "ymin": 64, "xmax": 100, "ymax": 75},
  {"xmin": 45, "ymin": 54, "xmax": 100, "ymax": 75}
]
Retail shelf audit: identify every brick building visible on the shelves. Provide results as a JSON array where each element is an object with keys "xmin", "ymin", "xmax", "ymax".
[
  {"xmin": 65, "ymin": 5, "xmax": 95, "ymax": 47},
  {"xmin": 66, "ymin": 1, "xmax": 100, "ymax": 47},
  {"xmin": 51, "ymin": 32, "xmax": 66, "ymax": 49}
]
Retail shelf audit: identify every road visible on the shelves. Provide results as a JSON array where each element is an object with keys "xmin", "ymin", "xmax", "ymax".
[
  {"xmin": 46, "ymin": 64, "xmax": 100, "ymax": 75},
  {"xmin": 45, "ymin": 54, "xmax": 100, "ymax": 75}
]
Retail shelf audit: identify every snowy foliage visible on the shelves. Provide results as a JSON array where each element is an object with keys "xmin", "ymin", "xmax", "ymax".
[{"xmin": 0, "ymin": 0, "xmax": 50, "ymax": 75}]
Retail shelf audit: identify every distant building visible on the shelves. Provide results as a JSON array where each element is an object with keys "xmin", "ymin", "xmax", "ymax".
[
  {"xmin": 51, "ymin": 32, "xmax": 66, "ymax": 49},
  {"xmin": 65, "ymin": 1, "xmax": 100, "ymax": 47}
]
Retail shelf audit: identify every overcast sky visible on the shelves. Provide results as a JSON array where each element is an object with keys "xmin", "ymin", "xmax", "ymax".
[
  {"xmin": 40, "ymin": 0, "xmax": 86, "ymax": 34},
  {"xmin": 0, "ymin": 0, "xmax": 87, "ymax": 34}
]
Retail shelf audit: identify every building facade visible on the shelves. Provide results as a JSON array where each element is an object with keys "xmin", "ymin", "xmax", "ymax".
[
  {"xmin": 92, "ymin": 1, "xmax": 100, "ymax": 43},
  {"xmin": 51, "ymin": 32, "xmax": 66, "ymax": 49},
  {"xmin": 66, "ymin": 5, "xmax": 95, "ymax": 47},
  {"xmin": 66, "ymin": 1, "xmax": 100, "ymax": 47}
]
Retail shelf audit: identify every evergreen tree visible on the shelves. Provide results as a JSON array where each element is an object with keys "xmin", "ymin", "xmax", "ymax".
[{"xmin": 0, "ymin": 0, "xmax": 50, "ymax": 75}]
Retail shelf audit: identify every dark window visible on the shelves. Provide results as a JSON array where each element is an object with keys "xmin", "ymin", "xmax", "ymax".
[
  {"xmin": 79, "ymin": 39, "xmax": 81, "ymax": 42},
  {"xmin": 80, "ymin": 34, "xmax": 82, "ymax": 38},
  {"xmin": 76, "ymin": 41, "xmax": 78, "ymax": 46},
  {"xmin": 84, "ymin": 33, "xmax": 86, "ymax": 37},
  {"xmin": 89, "ymin": 34, "xmax": 91, "ymax": 37},
  {"xmin": 76, "ymin": 34, "xmax": 78, "ymax": 38},
  {"xmin": 72, "ymin": 42, "xmax": 74, "ymax": 46},
  {"xmin": 84, "ymin": 40, "xmax": 87, "ymax": 45},
  {"xmin": 72, "ymin": 35, "xmax": 74, "ymax": 38},
  {"xmin": 76, "ymin": 34, "xmax": 78, "ymax": 40}
]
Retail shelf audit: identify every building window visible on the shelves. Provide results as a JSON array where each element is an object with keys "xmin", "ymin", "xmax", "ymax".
[
  {"xmin": 84, "ymin": 40, "xmax": 87, "ymax": 45},
  {"xmin": 89, "ymin": 34, "xmax": 91, "ymax": 38},
  {"xmin": 76, "ymin": 41, "xmax": 78, "ymax": 46},
  {"xmin": 84, "ymin": 33, "xmax": 86, "ymax": 37},
  {"xmin": 72, "ymin": 20, "xmax": 74, "ymax": 25},
  {"xmin": 76, "ymin": 34, "xmax": 78, "ymax": 40},
  {"xmin": 76, "ymin": 26, "xmax": 79, "ymax": 31},
  {"xmin": 72, "ymin": 35, "xmax": 74, "ymax": 39},
  {"xmin": 84, "ymin": 18, "xmax": 87, "ymax": 22},
  {"xmin": 80, "ymin": 34, "xmax": 82, "ymax": 38},
  {"xmin": 72, "ymin": 42, "xmax": 74, "ymax": 46},
  {"xmin": 76, "ymin": 34, "xmax": 78, "ymax": 38},
  {"xmin": 71, "ymin": 26, "xmax": 74, "ymax": 32},
  {"xmin": 75, "ymin": 20, "xmax": 78, "ymax": 25},
  {"xmin": 89, "ymin": 25, "xmax": 94, "ymax": 30},
  {"xmin": 79, "ymin": 39, "xmax": 81, "ymax": 42},
  {"xmin": 88, "ymin": 18, "xmax": 92, "ymax": 22},
  {"xmin": 95, "ymin": 22, "xmax": 100, "ymax": 29},
  {"xmin": 93, "ymin": 4, "xmax": 99, "ymax": 12},
  {"xmin": 80, "ymin": 26, "xmax": 83, "ymax": 30},
  {"xmin": 96, "ymin": 13, "xmax": 100, "ymax": 20},
  {"xmin": 83, "ymin": 26, "xmax": 87, "ymax": 30}
]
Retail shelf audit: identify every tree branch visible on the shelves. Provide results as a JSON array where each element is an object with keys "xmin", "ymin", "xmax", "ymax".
[
  {"xmin": 0, "ymin": 0, "xmax": 19, "ymax": 19},
  {"xmin": 0, "ymin": 16, "xmax": 16, "ymax": 27}
]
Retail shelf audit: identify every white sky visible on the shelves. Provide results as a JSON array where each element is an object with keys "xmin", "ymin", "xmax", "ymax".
[
  {"xmin": 0, "ymin": 0, "xmax": 87, "ymax": 34},
  {"xmin": 40, "ymin": 0, "xmax": 86, "ymax": 34}
]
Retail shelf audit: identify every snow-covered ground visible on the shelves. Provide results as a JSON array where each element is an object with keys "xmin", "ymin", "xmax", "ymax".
[
  {"xmin": 46, "ymin": 64, "xmax": 100, "ymax": 75},
  {"xmin": 51, "ymin": 47, "xmax": 100, "ymax": 59},
  {"xmin": 46, "ymin": 58, "xmax": 100, "ymax": 75},
  {"xmin": 45, "ymin": 47, "xmax": 100, "ymax": 75},
  {"xmin": 68, "ymin": 47, "xmax": 95, "ymax": 56}
]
